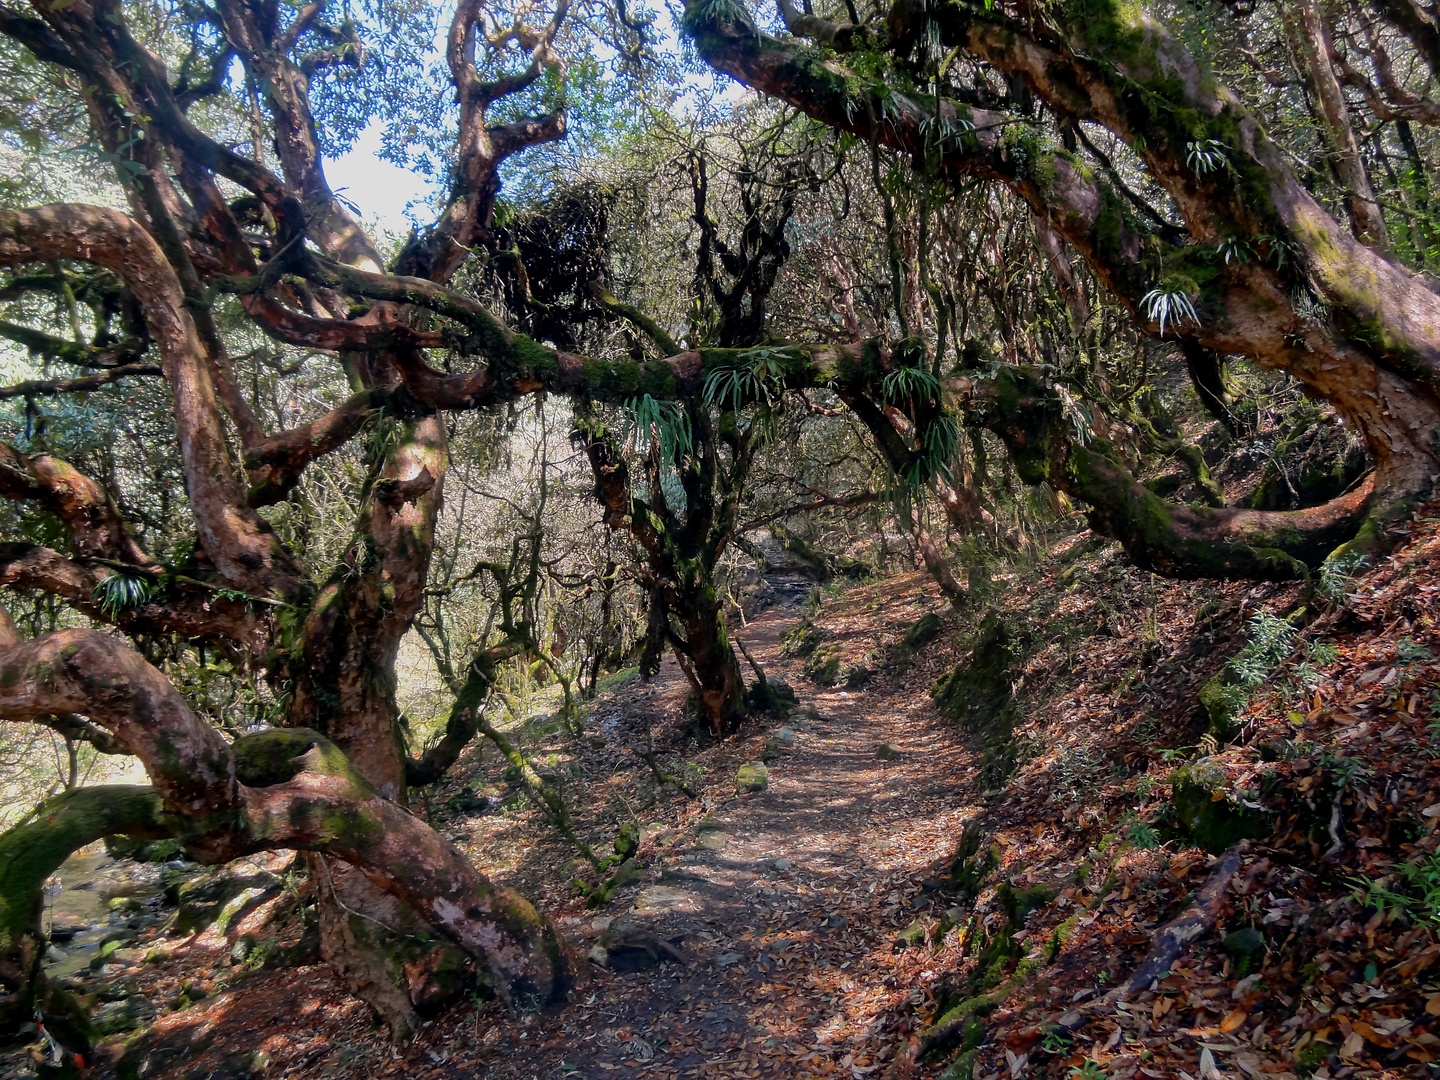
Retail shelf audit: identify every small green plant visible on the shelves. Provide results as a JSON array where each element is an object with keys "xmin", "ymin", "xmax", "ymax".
[
  {"xmin": 903, "ymin": 413, "xmax": 960, "ymax": 485},
  {"xmin": 1208, "ymin": 612, "xmax": 1297, "ymax": 721},
  {"xmin": 1185, "ymin": 137, "xmax": 1228, "ymax": 175},
  {"xmin": 1121, "ymin": 811, "xmax": 1161, "ymax": 850},
  {"xmin": 1395, "ymin": 638, "xmax": 1433, "ymax": 665},
  {"xmin": 1068, "ymin": 1061, "xmax": 1108, "ymax": 1080},
  {"xmin": 1141, "ymin": 281, "xmax": 1199, "ymax": 336},
  {"xmin": 1319, "ymin": 748, "xmax": 1371, "ymax": 790},
  {"xmin": 1217, "ymin": 236, "xmax": 1252, "ymax": 264},
  {"xmin": 1316, "ymin": 551, "xmax": 1367, "ymax": 605},
  {"xmin": 1351, "ymin": 850, "xmax": 1440, "ymax": 927},
  {"xmin": 93, "ymin": 570, "xmax": 153, "ymax": 618},
  {"xmin": 1040, "ymin": 1028, "xmax": 1074, "ymax": 1055},
  {"xmin": 622, "ymin": 394, "xmax": 692, "ymax": 461}
]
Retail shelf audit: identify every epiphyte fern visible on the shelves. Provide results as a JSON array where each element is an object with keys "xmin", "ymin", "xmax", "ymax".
[
  {"xmin": 622, "ymin": 394, "xmax": 692, "ymax": 461},
  {"xmin": 702, "ymin": 349, "xmax": 787, "ymax": 412},
  {"xmin": 903, "ymin": 413, "xmax": 960, "ymax": 485},
  {"xmin": 1186, "ymin": 138, "xmax": 1228, "ymax": 175},
  {"xmin": 1141, "ymin": 281, "xmax": 1200, "ymax": 337},
  {"xmin": 881, "ymin": 365, "xmax": 941, "ymax": 406},
  {"xmin": 94, "ymin": 571, "xmax": 153, "ymax": 619}
]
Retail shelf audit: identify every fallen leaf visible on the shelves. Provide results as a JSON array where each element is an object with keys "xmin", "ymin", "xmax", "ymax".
[{"xmin": 1220, "ymin": 1010, "xmax": 1248, "ymax": 1034}]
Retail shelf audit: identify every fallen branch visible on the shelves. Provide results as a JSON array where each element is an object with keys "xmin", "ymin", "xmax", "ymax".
[{"xmin": 1069, "ymin": 842, "xmax": 1247, "ymax": 1024}]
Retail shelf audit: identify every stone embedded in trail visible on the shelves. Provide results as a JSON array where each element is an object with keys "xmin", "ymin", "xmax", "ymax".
[
  {"xmin": 736, "ymin": 762, "xmax": 769, "ymax": 792},
  {"xmin": 698, "ymin": 830, "xmax": 729, "ymax": 852},
  {"xmin": 894, "ymin": 919, "xmax": 931, "ymax": 950},
  {"xmin": 762, "ymin": 726, "xmax": 798, "ymax": 761},
  {"xmin": 633, "ymin": 885, "xmax": 701, "ymax": 915},
  {"xmin": 876, "ymin": 743, "xmax": 900, "ymax": 760}
]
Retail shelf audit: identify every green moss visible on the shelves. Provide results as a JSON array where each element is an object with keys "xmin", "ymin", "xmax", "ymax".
[
  {"xmin": 898, "ymin": 611, "xmax": 944, "ymax": 656},
  {"xmin": 804, "ymin": 644, "xmax": 842, "ymax": 686},
  {"xmin": 932, "ymin": 612, "xmax": 1019, "ymax": 787},
  {"xmin": 1169, "ymin": 759, "xmax": 1272, "ymax": 852},
  {"xmin": 232, "ymin": 727, "xmax": 329, "ymax": 786},
  {"xmin": 945, "ymin": 827, "xmax": 997, "ymax": 896}
]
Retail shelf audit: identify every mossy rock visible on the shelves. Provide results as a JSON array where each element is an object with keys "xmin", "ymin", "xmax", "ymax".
[
  {"xmin": 1198, "ymin": 671, "xmax": 1244, "ymax": 741},
  {"xmin": 804, "ymin": 644, "xmax": 843, "ymax": 686},
  {"xmin": 932, "ymin": 612, "xmax": 1020, "ymax": 786},
  {"xmin": 996, "ymin": 881, "xmax": 1058, "ymax": 920},
  {"xmin": 895, "ymin": 920, "xmax": 929, "ymax": 950},
  {"xmin": 104, "ymin": 836, "xmax": 182, "ymax": 863},
  {"xmin": 614, "ymin": 823, "xmax": 642, "ymax": 861},
  {"xmin": 899, "ymin": 612, "xmax": 944, "ymax": 657},
  {"xmin": 736, "ymin": 762, "xmax": 769, "ymax": 793},
  {"xmin": 781, "ymin": 622, "xmax": 829, "ymax": 659},
  {"xmin": 91, "ymin": 994, "xmax": 156, "ymax": 1036},
  {"xmin": 945, "ymin": 827, "xmax": 997, "ymax": 896},
  {"xmin": 1169, "ymin": 759, "xmax": 1272, "ymax": 853},
  {"xmin": 747, "ymin": 677, "xmax": 798, "ymax": 716}
]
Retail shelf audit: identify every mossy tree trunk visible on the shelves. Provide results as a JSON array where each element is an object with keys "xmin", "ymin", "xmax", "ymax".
[{"xmin": 577, "ymin": 402, "xmax": 753, "ymax": 735}]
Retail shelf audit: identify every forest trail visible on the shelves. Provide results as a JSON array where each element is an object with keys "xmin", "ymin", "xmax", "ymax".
[{"xmin": 454, "ymin": 586, "xmax": 981, "ymax": 1078}]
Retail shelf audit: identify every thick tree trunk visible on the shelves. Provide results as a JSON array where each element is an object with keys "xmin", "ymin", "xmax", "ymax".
[
  {"xmin": 674, "ymin": 579, "xmax": 748, "ymax": 735},
  {"xmin": 285, "ymin": 412, "xmax": 464, "ymax": 1035}
]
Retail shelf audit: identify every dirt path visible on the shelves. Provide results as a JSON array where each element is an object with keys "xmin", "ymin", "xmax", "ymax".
[{"xmin": 437, "ymin": 586, "xmax": 981, "ymax": 1079}]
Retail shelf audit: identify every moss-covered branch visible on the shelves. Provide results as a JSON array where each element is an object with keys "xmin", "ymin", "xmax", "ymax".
[
  {"xmin": 950, "ymin": 356, "xmax": 1374, "ymax": 578},
  {"xmin": 0, "ymin": 786, "xmax": 167, "ymax": 1047}
]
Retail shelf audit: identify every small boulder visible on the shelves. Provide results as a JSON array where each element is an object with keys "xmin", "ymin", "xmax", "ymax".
[
  {"xmin": 91, "ymin": 995, "xmax": 156, "ymax": 1036},
  {"xmin": 876, "ymin": 744, "xmax": 900, "ymax": 760},
  {"xmin": 736, "ymin": 762, "xmax": 769, "ymax": 793},
  {"xmin": 894, "ymin": 920, "xmax": 929, "ymax": 950},
  {"xmin": 610, "ymin": 858, "xmax": 641, "ymax": 889}
]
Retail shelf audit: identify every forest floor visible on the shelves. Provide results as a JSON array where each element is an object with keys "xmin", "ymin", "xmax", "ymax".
[{"xmin": 39, "ymin": 505, "xmax": 1440, "ymax": 1080}]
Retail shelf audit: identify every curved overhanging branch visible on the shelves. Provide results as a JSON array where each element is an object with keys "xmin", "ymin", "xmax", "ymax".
[
  {"xmin": 949, "ymin": 358, "xmax": 1375, "ymax": 578},
  {"xmin": 0, "ymin": 630, "xmax": 573, "ymax": 1006},
  {"xmin": 243, "ymin": 386, "xmax": 404, "ymax": 506},
  {"xmin": 0, "ymin": 361, "xmax": 161, "ymax": 400},
  {"xmin": 0, "ymin": 785, "xmax": 168, "ymax": 1046},
  {"xmin": 0, "ymin": 445, "xmax": 149, "ymax": 563},
  {"xmin": 680, "ymin": 5, "xmax": 1440, "ymax": 516},
  {"xmin": 882, "ymin": 0, "xmax": 1440, "ymax": 386},
  {"xmin": 0, "ymin": 543, "xmax": 270, "ymax": 647},
  {"xmin": 0, "ymin": 205, "xmax": 307, "ymax": 600}
]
